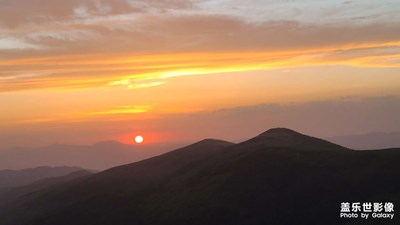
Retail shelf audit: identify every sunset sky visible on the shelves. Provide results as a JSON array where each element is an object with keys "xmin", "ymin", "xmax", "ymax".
[{"xmin": 1, "ymin": 0, "xmax": 400, "ymax": 149}]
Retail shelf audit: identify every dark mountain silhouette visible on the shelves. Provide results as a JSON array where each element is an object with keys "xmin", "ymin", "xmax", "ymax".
[
  {"xmin": 0, "ymin": 128, "xmax": 399, "ymax": 225},
  {"xmin": 0, "ymin": 166, "xmax": 84, "ymax": 189}
]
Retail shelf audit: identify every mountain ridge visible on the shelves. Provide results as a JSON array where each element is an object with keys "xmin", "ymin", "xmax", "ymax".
[{"xmin": 0, "ymin": 128, "xmax": 399, "ymax": 225}]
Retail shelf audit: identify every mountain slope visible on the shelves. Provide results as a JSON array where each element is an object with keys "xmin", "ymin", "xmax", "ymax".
[
  {"xmin": 1, "ymin": 128, "xmax": 399, "ymax": 225},
  {"xmin": 0, "ymin": 138, "xmax": 234, "ymax": 225},
  {"xmin": 98, "ymin": 138, "xmax": 234, "ymax": 180}
]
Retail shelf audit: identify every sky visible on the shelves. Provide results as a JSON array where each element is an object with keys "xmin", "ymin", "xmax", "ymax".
[{"xmin": 1, "ymin": 0, "xmax": 400, "ymax": 149}]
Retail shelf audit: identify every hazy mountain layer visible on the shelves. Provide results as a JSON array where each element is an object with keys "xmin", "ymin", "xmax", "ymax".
[
  {"xmin": 0, "ymin": 166, "xmax": 84, "ymax": 189},
  {"xmin": 0, "ymin": 141, "xmax": 185, "ymax": 170},
  {"xmin": 329, "ymin": 131, "xmax": 400, "ymax": 150}
]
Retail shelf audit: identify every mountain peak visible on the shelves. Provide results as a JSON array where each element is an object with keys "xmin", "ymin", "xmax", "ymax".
[
  {"xmin": 258, "ymin": 128, "xmax": 302, "ymax": 138},
  {"xmin": 243, "ymin": 127, "xmax": 349, "ymax": 151}
]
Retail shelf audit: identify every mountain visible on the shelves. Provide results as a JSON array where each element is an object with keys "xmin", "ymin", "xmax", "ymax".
[
  {"xmin": 240, "ymin": 128, "xmax": 349, "ymax": 151},
  {"xmin": 328, "ymin": 131, "xmax": 400, "ymax": 150},
  {"xmin": 0, "ymin": 166, "xmax": 85, "ymax": 189},
  {"xmin": 0, "ymin": 128, "xmax": 399, "ymax": 225},
  {"xmin": 0, "ymin": 140, "xmax": 185, "ymax": 170},
  {"xmin": 97, "ymin": 138, "xmax": 234, "ymax": 181},
  {"xmin": 0, "ymin": 170, "xmax": 93, "ymax": 209}
]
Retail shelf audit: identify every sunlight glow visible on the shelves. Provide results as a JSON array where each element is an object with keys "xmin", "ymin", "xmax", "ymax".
[{"xmin": 135, "ymin": 135, "xmax": 144, "ymax": 144}]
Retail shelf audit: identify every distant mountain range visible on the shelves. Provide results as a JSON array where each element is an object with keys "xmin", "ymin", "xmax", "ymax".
[
  {"xmin": 0, "ymin": 128, "xmax": 399, "ymax": 225},
  {"xmin": 328, "ymin": 131, "xmax": 400, "ymax": 150},
  {"xmin": 0, "ymin": 141, "xmax": 185, "ymax": 170},
  {"xmin": 2, "ymin": 131, "xmax": 399, "ymax": 171},
  {"xmin": 0, "ymin": 166, "xmax": 85, "ymax": 189}
]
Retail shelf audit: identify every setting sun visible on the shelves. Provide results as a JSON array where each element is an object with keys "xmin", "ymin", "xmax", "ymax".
[{"xmin": 135, "ymin": 135, "xmax": 144, "ymax": 144}]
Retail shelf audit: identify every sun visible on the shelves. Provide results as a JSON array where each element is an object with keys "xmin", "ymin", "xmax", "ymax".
[{"xmin": 135, "ymin": 135, "xmax": 144, "ymax": 144}]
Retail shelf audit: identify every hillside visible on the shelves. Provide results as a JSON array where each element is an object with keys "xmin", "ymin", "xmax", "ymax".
[
  {"xmin": 0, "ymin": 128, "xmax": 399, "ymax": 225},
  {"xmin": 0, "ymin": 170, "xmax": 93, "ymax": 209}
]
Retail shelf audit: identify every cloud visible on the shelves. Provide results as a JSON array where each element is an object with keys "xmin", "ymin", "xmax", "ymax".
[
  {"xmin": 0, "ymin": 0, "xmax": 195, "ymax": 28},
  {"xmin": 1, "ymin": 40, "xmax": 400, "ymax": 93},
  {"xmin": 160, "ymin": 95, "xmax": 400, "ymax": 141},
  {"xmin": 29, "ymin": 16, "xmax": 399, "ymax": 53},
  {"xmin": 0, "ymin": 1, "xmax": 399, "ymax": 92},
  {"xmin": 0, "ymin": 0, "xmax": 140, "ymax": 27},
  {"xmin": 87, "ymin": 105, "xmax": 152, "ymax": 115},
  {"xmin": 128, "ymin": 81, "xmax": 165, "ymax": 89}
]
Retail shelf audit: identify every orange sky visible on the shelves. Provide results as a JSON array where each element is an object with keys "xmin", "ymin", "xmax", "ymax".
[{"xmin": 1, "ymin": 0, "xmax": 400, "ymax": 148}]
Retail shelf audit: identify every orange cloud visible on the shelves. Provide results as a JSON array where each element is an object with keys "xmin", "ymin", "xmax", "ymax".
[{"xmin": 1, "ymin": 40, "xmax": 400, "ymax": 92}]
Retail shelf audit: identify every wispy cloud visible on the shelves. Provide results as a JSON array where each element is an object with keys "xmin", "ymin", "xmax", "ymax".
[
  {"xmin": 0, "ymin": 73, "xmax": 47, "ymax": 80},
  {"xmin": 127, "ymin": 81, "xmax": 165, "ymax": 89},
  {"xmin": 87, "ymin": 105, "xmax": 152, "ymax": 115}
]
